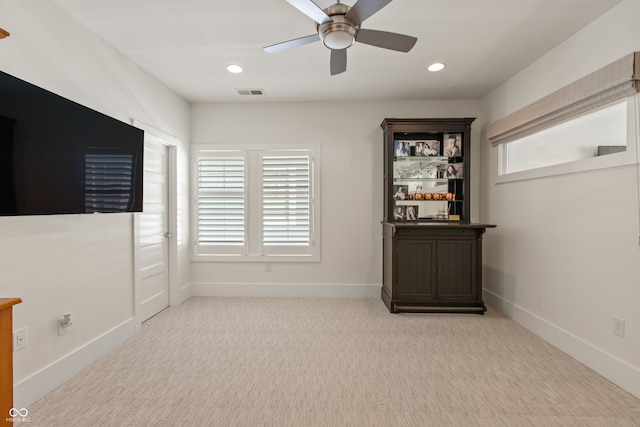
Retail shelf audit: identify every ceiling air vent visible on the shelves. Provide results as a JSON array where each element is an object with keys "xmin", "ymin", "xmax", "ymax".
[{"xmin": 237, "ymin": 89, "xmax": 265, "ymax": 96}]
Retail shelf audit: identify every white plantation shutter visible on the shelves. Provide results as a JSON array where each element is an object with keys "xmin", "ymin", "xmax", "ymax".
[
  {"xmin": 192, "ymin": 145, "xmax": 319, "ymax": 261},
  {"xmin": 262, "ymin": 154, "xmax": 311, "ymax": 249},
  {"xmin": 84, "ymin": 151, "xmax": 135, "ymax": 212},
  {"xmin": 195, "ymin": 152, "xmax": 246, "ymax": 254}
]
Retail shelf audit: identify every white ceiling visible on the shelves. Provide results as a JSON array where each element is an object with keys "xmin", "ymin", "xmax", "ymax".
[{"xmin": 53, "ymin": 0, "xmax": 621, "ymax": 103}]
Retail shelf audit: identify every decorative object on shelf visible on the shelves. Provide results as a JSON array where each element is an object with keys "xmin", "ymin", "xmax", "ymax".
[
  {"xmin": 443, "ymin": 133, "xmax": 462, "ymax": 157},
  {"xmin": 392, "ymin": 185, "xmax": 408, "ymax": 200},
  {"xmin": 414, "ymin": 140, "xmax": 440, "ymax": 156},
  {"xmin": 406, "ymin": 205, "xmax": 418, "ymax": 220},
  {"xmin": 394, "ymin": 141, "xmax": 410, "ymax": 157},
  {"xmin": 444, "ymin": 162, "xmax": 464, "ymax": 179},
  {"xmin": 393, "ymin": 205, "xmax": 406, "ymax": 220},
  {"xmin": 0, "ymin": 28, "xmax": 9, "ymax": 39}
]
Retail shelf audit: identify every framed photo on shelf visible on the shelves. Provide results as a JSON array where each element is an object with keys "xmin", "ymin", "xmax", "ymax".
[
  {"xmin": 405, "ymin": 205, "xmax": 418, "ymax": 220},
  {"xmin": 393, "ymin": 185, "xmax": 409, "ymax": 200},
  {"xmin": 394, "ymin": 141, "xmax": 410, "ymax": 157},
  {"xmin": 444, "ymin": 162, "xmax": 464, "ymax": 179},
  {"xmin": 443, "ymin": 133, "xmax": 462, "ymax": 157},
  {"xmin": 415, "ymin": 140, "xmax": 440, "ymax": 156},
  {"xmin": 393, "ymin": 205, "xmax": 406, "ymax": 220}
]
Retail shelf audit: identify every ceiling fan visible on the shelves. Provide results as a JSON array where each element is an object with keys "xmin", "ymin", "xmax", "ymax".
[{"xmin": 263, "ymin": 0, "xmax": 417, "ymax": 75}]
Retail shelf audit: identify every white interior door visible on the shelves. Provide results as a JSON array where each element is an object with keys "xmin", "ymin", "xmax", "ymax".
[{"xmin": 137, "ymin": 137, "xmax": 170, "ymax": 322}]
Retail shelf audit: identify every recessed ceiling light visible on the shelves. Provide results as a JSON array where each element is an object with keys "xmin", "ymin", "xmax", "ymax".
[
  {"xmin": 226, "ymin": 64, "xmax": 243, "ymax": 74},
  {"xmin": 428, "ymin": 62, "xmax": 446, "ymax": 72}
]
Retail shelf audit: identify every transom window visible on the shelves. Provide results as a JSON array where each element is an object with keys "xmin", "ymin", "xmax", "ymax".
[{"xmin": 499, "ymin": 100, "xmax": 630, "ymax": 176}]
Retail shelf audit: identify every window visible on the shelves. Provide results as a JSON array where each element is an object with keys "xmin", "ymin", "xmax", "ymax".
[
  {"xmin": 499, "ymin": 100, "xmax": 629, "ymax": 174},
  {"xmin": 488, "ymin": 52, "xmax": 639, "ymax": 182},
  {"xmin": 192, "ymin": 145, "xmax": 320, "ymax": 261}
]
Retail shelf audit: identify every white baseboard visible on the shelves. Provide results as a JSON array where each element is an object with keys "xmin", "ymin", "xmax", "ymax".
[
  {"xmin": 483, "ymin": 289, "xmax": 640, "ymax": 399},
  {"xmin": 190, "ymin": 282, "xmax": 380, "ymax": 299},
  {"xmin": 15, "ymin": 318, "xmax": 138, "ymax": 408}
]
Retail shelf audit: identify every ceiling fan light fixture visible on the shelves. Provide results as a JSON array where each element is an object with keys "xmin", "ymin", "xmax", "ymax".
[
  {"xmin": 318, "ymin": 15, "xmax": 358, "ymax": 50},
  {"xmin": 322, "ymin": 30, "xmax": 355, "ymax": 49}
]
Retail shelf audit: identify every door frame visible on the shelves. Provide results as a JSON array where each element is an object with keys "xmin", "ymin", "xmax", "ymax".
[{"xmin": 132, "ymin": 120, "xmax": 179, "ymax": 327}]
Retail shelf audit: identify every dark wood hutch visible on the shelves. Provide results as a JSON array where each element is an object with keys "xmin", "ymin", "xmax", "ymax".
[{"xmin": 381, "ymin": 118, "xmax": 495, "ymax": 314}]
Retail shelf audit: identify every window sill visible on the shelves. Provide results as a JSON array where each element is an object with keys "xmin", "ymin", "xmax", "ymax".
[
  {"xmin": 495, "ymin": 149, "xmax": 636, "ymax": 184},
  {"xmin": 191, "ymin": 253, "xmax": 320, "ymax": 263}
]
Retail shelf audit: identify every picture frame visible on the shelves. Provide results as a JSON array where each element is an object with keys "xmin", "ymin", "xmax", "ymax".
[
  {"xmin": 393, "ymin": 185, "xmax": 409, "ymax": 200},
  {"xmin": 443, "ymin": 133, "xmax": 462, "ymax": 157},
  {"xmin": 393, "ymin": 205, "xmax": 406, "ymax": 220},
  {"xmin": 405, "ymin": 205, "xmax": 418, "ymax": 221},
  {"xmin": 414, "ymin": 140, "xmax": 441, "ymax": 156},
  {"xmin": 394, "ymin": 141, "xmax": 410, "ymax": 157},
  {"xmin": 444, "ymin": 162, "xmax": 464, "ymax": 179}
]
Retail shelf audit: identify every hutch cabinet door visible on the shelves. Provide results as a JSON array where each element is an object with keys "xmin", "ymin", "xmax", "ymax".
[
  {"xmin": 395, "ymin": 239, "xmax": 437, "ymax": 301},
  {"xmin": 436, "ymin": 239, "xmax": 477, "ymax": 300}
]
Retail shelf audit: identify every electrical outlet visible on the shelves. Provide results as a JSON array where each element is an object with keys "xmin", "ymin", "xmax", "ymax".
[
  {"xmin": 13, "ymin": 327, "xmax": 27, "ymax": 351},
  {"xmin": 613, "ymin": 317, "xmax": 625, "ymax": 337},
  {"xmin": 58, "ymin": 313, "xmax": 73, "ymax": 336},
  {"xmin": 265, "ymin": 263, "xmax": 272, "ymax": 272}
]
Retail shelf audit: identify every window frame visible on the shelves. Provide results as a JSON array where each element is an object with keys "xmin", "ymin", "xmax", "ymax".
[{"xmin": 191, "ymin": 143, "xmax": 320, "ymax": 262}]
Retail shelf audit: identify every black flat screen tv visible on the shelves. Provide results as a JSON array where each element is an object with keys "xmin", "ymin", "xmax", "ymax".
[{"xmin": 0, "ymin": 70, "xmax": 144, "ymax": 216}]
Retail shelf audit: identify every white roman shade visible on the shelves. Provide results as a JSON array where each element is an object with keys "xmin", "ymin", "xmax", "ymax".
[{"xmin": 487, "ymin": 52, "xmax": 640, "ymax": 145}]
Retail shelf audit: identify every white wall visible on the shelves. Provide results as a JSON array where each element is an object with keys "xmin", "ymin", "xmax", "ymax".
[
  {"xmin": 480, "ymin": 0, "xmax": 640, "ymax": 398},
  {"xmin": 5, "ymin": 0, "xmax": 634, "ymax": 410},
  {"xmin": 190, "ymin": 101, "xmax": 482, "ymax": 296},
  {"xmin": 0, "ymin": 0, "xmax": 191, "ymax": 407}
]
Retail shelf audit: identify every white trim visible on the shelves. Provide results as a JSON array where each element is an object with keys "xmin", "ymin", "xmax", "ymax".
[
  {"xmin": 14, "ymin": 318, "xmax": 137, "ymax": 408},
  {"xmin": 190, "ymin": 282, "xmax": 380, "ymax": 299},
  {"xmin": 131, "ymin": 120, "xmax": 182, "ymax": 311},
  {"xmin": 483, "ymin": 289, "xmax": 640, "ymax": 400},
  {"xmin": 132, "ymin": 120, "xmax": 180, "ymax": 147}
]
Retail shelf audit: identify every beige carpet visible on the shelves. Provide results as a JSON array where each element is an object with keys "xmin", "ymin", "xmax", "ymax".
[{"xmin": 27, "ymin": 297, "xmax": 640, "ymax": 426}]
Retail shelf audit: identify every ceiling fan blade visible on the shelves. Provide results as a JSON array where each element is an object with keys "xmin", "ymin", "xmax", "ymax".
[
  {"xmin": 263, "ymin": 34, "xmax": 320, "ymax": 53},
  {"xmin": 330, "ymin": 49, "xmax": 347, "ymax": 75},
  {"xmin": 345, "ymin": 0, "xmax": 393, "ymax": 26},
  {"xmin": 286, "ymin": 0, "xmax": 333, "ymax": 25},
  {"xmin": 356, "ymin": 29, "xmax": 417, "ymax": 52}
]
